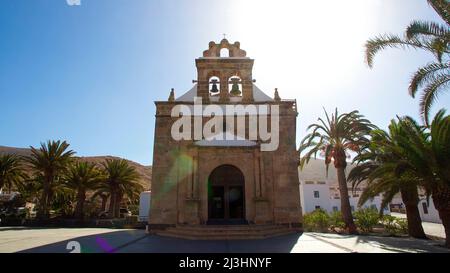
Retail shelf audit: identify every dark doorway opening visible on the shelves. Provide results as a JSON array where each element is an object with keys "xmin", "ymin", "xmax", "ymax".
[{"xmin": 208, "ymin": 165, "xmax": 246, "ymax": 224}]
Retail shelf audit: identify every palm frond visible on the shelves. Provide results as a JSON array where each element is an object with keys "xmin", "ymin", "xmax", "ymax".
[
  {"xmin": 365, "ymin": 34, "xmax": 437, "ymax": 67},
  {"xmin": 406, "ymin": 20, "xmax": 450, "ymax": 40},
  {"xmin": 420, "ymin": 73, "xmax": 450, "ymax": 125},
  {"xmin": 409, "ymin": 62, "xmax": 450, "ymax": 97},
  {"xmin": 427, "ymin": 0, "xmax": 450, "ymax": 25}
]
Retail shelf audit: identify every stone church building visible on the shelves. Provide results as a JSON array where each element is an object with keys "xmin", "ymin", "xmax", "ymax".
[{"xmin": 149, "ymin": 39, "xmax": 302, "ymax": 236}]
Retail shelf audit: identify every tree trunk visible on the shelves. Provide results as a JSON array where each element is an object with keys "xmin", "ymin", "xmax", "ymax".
[
  {"xmin": 37, "ymin": 182, "xmax": 50, "ymax": 220},
  {"xmin": 108, "ymin": 191, "xmax": 116, "ymax": 218},
  {"xmin": 36, "ymin": 190, "xmax": 47, "ymax": 220},
  {"xmin": 114, "ymin": 193, "xmax": 123, "ymax": 218},
  {"xmin": 432, "ymin": 184, "xmax": 450, "ymax": 248},
  {"xmin": 100, "ymin": 195, "xmax": 108, "ymax": 212},
  {"xmin": 400, "ymin": 187, "xmax": 427, "ymax": 239},
  {"xmin": 336, "ymin": 167, "xmax": 357, "ymax": 234},
  {"xmin": 74, "ymin": 190, "xmax": 86, "ymax": 219},
  {"xmin": 437, "ymin": 209, "xmax": 450, "ymax": 248}
]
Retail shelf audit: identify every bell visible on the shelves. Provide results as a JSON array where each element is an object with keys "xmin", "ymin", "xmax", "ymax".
[
  {"xmin": 209, "ymin": 79, "xmax": 219, "ymax": 93},
  {"xmin": 230, "ymin": 80, "xmax": 241, "ymax": 95},
  {"xmin": 210, "ymin": 82, "xmax": 219, "ymax": 93}
]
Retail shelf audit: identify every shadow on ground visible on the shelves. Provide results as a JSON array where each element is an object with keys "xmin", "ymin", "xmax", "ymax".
[
  {"xmin": 308, "ymin": 232, "xmax": 449, "ymax": 253},
  {"xmin": 13, "ymin": 229, "xmax": 449, "ymax": 253},
  {"xmin": 19, "ymin": 230, "xmax": 303, "ymax": 253}
]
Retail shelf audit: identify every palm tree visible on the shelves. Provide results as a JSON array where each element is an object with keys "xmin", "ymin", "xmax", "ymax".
[
  {"xmin": 299, "ymin": 108, "xmax": 376, "ymax": 234},
  {"xmin": 91, "ymin": 191, "xmax": 110, "ymax": 213},
  {"xmin": 101, "ymin": 159, "xmax": 142, "ymax": 218},
  {"xmin": 365, "ymin": 0, "xmax": 450, "ymax": 125},
  {"xmin": 0, "ymin": 154, "xmax": 27, "ymax": 193},
  {"xmin": 64, "ymin": 161, "xmax": 103, "ymax": 219},
  {"xmin": 348, "ymin": 118, "xmax": 427, "ymax": 239},
  {"xmin": 25, "ymin": 140, "xmax": 75, "ymax": 220},
  {"xmin": 402, "ymin": 109, "xmax": 450, "ymax": 247},
  {"xmin": 50, "ymin": 183, "xmax": 76, "ymax": 218}
]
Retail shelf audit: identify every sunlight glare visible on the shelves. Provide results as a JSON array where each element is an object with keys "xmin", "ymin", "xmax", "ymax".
[{"xmin": 230, "ymin": 0, "xmax": 381, "ymax": 100}]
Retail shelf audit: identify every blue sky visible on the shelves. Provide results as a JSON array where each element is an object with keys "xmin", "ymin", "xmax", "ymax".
[{"xmin": 0, "ymin": 0, "xmax": 449, "ymax": 165}]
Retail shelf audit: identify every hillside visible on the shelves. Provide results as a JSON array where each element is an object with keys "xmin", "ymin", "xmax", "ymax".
[{"xmin": 0, "ymin": 146, "xmax": 152, "ymax": 190}]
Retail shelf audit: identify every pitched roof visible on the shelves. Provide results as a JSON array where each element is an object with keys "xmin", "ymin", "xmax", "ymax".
[{"xmin": 175, "ymin": 84, "xmax": 274, "ymax": 102}]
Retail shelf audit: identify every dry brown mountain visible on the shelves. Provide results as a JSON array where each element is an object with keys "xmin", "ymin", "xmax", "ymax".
[{"xmin": 0, "ymin": 146, "xmax": 151, "ymax": 190}]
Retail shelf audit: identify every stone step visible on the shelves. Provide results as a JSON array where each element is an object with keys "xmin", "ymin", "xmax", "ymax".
[
  {"xmin": 171, "ymin": 224, "xmax": 289, "ymax": 232},
  {"xmin": 166, "ymin": 226, "xmax": 293, "ymax": 234},
  {"xmin": 156, "ymin": 230, "xmax": 295, "ymax": 240},
  {"xmin": 162, "ymin": 228, "xmax": 293, "ymax": 236},
  {"xmin": 155, "ymin": 225, "xmax": 300, "ymax": 240}
]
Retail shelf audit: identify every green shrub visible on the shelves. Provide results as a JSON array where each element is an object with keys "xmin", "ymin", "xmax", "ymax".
[
  {"xmin": 381, "ymin": 215, "xmax": 408, "ymax": 235},
  {"xmin": 329, "ymin": 211, "xmax": 345, "ymax": 230},
  {"xmin": 397, "ymin": 218, "xmax": 408, "ymax": 234},
  {"xmin": 354, "ymin": 208, "xmax": 380, "ymax": 233},
  {"xmin": 381, "ymin": 215, "xmax": 398, "ymax": 234},
  {"xmin": 303, "ymin": 209, "xmax": 330, "ymax": 232}
]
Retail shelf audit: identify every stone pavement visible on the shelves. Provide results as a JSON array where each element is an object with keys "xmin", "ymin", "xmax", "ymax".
[
  {"xmin": 0, "ymin": 227, "xmax": 448, "ymax": 253},
  {"xmin": 0, "ymin": 226, "xmax": 142, "ymax": 253},
  {"xmin": 305, "ymin": 232, "xmax": 448, "ymax": 253}
]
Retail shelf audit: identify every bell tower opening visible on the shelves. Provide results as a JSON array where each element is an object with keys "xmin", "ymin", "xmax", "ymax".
[
  {"xmin": 228, "ymin": 76, "xmax": 242, "ymax": 97},
  {"xmin": 208, "ymin": 76, "xmax": 220, "ymax": 96},
  {"xmin": 220, "ymin": 48, "xmax": 230, "ymax": 57}
]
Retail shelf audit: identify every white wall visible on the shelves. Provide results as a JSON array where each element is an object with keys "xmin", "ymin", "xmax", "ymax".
[
  {"xmin": 390, "ymin": 195, "xmax": 442, "ymax": 224},
  {"xmin": 300, "ymin": 182, "xmax": 331, "ymax": 213},
  {"xmin": 300, "ymin": 181, "xmax": 390, "ymax": 215},
  {"xmin": 418, "ymin": 197, "xmax": 441, "ymax": 224},
  {"xmin": 329, "ymin": 195, "xmax": 390, "ymax": 214}
]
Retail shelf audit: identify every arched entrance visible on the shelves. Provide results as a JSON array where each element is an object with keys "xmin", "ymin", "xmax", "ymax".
[{"xmin": 208, "ymin": 165, "xmax": 245, "ymax": 224}]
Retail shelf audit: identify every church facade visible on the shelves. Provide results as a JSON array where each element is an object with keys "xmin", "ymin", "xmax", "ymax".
[{"xmin": 149, "ymin": 39, "xmax": 302, "ymax": 229}]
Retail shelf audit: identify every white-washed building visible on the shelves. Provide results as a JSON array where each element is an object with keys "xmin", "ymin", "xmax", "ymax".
[
  {"xmin": 298, "ymin": 159, "xmax": 390, "ymax": 214},
  {"xmin": 391, "ymin": 192, "xmax": 442, "ymax": 224},
  {"xmin": 418, "ymin": 197, "xmax": 442, "ymax": 224}
]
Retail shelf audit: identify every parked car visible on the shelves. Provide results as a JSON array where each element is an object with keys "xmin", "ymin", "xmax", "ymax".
[{"xmin": 0, "ymin": 207, "xmax": 27, "ymax": 225}]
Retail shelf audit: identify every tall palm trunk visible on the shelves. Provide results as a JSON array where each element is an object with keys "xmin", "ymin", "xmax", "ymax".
[
  {"xmin": 114, "ymin": 193, "xmax": 123, "ymax": 218},
  {"xmin": 37, "ymin": 189, "xmax": 48, "ymax": 220},
  {"xmin": 432, "ymin": 184, "xmax": 450, "ymax": 248},
  {"xmin": 336, "ymin": 167, "xmax": 357, "ymax": 234},
  {"xmin": 108, "ymin": 191, "xmax": 116, "ymax": 218},
  {"xmin": 400, "ymin": 187, "xmax": 427, "ymax": 239},
  {"xmin": 38, "ymin": 179, "xmax": 51, "ymax": 220},
  {"xmin": 437, "ymin": 208, "xmax": 450, "ymax": 248},
  {"xmin": 74, "ymin": 190, "xmax": 86, "ymax": 219},
  {"xmin": 100, "ymin": 194, "xmax": 108, "ymax": 212}
]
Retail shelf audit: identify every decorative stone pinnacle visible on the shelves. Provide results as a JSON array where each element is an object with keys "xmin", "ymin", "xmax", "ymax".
[
  {"xmin": 274, "ymin": 88, "xmax": 281, "ymax": 101},
  {"xmin": 168, "ymin": 88, "xmax": 175, "ymax": 102}
]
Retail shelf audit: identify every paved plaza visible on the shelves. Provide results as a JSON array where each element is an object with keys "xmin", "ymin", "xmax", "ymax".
[{"xmin": 0, "ymin": 226, "xmax": 448, "ymax": 253}]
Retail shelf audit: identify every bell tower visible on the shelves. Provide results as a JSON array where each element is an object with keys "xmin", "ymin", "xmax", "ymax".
[
  {"xmin": 150, "ymin": 38, "xmax": 303, "ymax": 232},
  {"xmin": 195, "ymin": 39, "xmax": 254, "ymax": 103}
]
